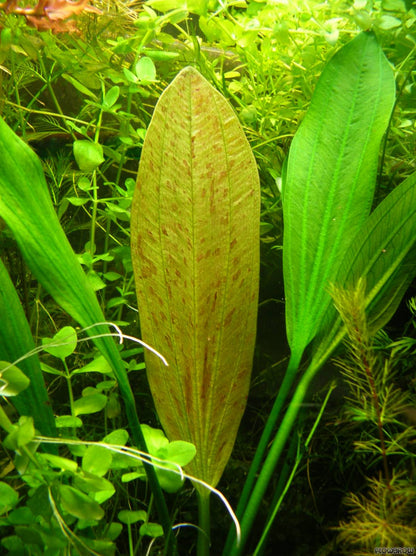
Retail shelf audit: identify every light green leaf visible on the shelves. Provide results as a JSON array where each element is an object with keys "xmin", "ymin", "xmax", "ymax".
[
  {"xmin": 135, "ymin": 57, "xmax": 156, "ymax": 82},
  {"xmin": 0, "ymin": 362, "xmax": 30, "ymax": 397},
  {"xmin": 59, "ymin": 485, "xmax": 104, "ymax": 521},
  {"xmin": 42, "ymin": 326, "xmax": 77, "ymax": 360},
  {"xmin": 4, "ymin": 416, "xmax": 35, "ymax": 451},
  {"xmin": 40, "ymin": 453, "xmax": 78, "ymax": 473},
  {"xmin": 82, "ymin": 445, "xmax": 112, "ymax": 476},
  {"xmin": 73, "ymin": 354, "xmax": 113, "ymax": 375},
  {"xmin": 118, "ymin": 509, "xmax": 147, "ymax": 524},
  {"xmin": 73, "ymin": 140, "xmax": 104, "ymax": 172},
  {"xmin": 102, "ymin": 86, "xmax": 120, "ymax": 110},
  {"xmin": 55, "ymin": 415, "xmax": 83, "ymax": 428},
  {"xmin": 376, "ymin": 14, "xmax": 402, "ymax": 29},
  {"xmin": 0, "ymin": 482, "xmax": 19, "ymax": 515},
  {"xmin": 73, "ymin": 393, "xmax": 107, "ymax": 416},
  {"xmin": 283, "ymin": 32, "xmax": 395, "ymax": 361},
  {"xmin": 140, "ymin": 522, "xmax": 163, "ymax": 538},
  {"xmin": 164, "ymin": 440, "xmax": 196, "ymax": 466},
  {"xmin": 103, "ymin": 428, "xmax": 129, "ymax": 445},
  {"xmin": 141, "ymin": 425, "xmax": 169, "ymax": 454},
  {"xmin": 66, "ymin": 196, "xmax": 89, "ymax": 206}
]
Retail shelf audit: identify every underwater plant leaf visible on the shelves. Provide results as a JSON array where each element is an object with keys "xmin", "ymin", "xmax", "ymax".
[
  {"xmin": 131, "ymin": 66, "xmax": 260, "ymax": 488},
  {"xmin": 283, "ymin": 32, "xmax": 395, "ymax": 361},
  {"xmin": 0, "ymin": 258, "xmax": 56, "ymax": 438},
  {"xmin": 313, "ymin": 169, "xmax": 416, "ymax": 365},
  {"xmin": 0, "ymin": 115, "xmax": 181, "ymax": 544},
  {"xmin": 0, "ymin": 118, "xmax": 141, "ymax": 444}
]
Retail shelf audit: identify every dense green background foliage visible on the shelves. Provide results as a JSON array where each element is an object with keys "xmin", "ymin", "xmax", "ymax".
[{"xmin": 0, "ymin": 1, "xmax": 415, "ymax": 555}]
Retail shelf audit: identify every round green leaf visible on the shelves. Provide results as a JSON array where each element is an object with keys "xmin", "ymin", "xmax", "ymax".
[
  {"xmin": 73, "ymin": 140, "xmax": 104, "ymax": 172},
  {"xmin": 55, "ymin": 415, "xmax": 83, "ymax": 428},
  {"xmin": 140, "ymin": 522, "xmax": 163, "ymax": 538},
  {"xmin": 118, "ymin": 509, "xmax": 147, "ymax": 524},
  {"xmin": 165, "ymin": 440, "xmax": 196, "ymax": 466},
  {"xmin": 134, "ymin": 57, "xmax": 156, "ymax": 82},
  {"xmin": 82, "ymin": 445, "xmax": 112, "ymax": 477},
  {"xmin": 42, "ymin": 326, "xmax": 77, "ymax": 360},
  {"xmin": 73, "ymin": 393, "xmax": 107, "ymax": 416},
  {"xmin": 103, "ymin": 86, "xmax": 120, "ymax": 110}
]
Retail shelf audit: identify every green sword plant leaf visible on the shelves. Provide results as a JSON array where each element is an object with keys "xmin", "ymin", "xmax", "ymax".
[
  {"xmin": 131, "ymin": 66, "xmax": 260, "ymax": 490},
  {"xmin": 0, "ymin": 257, "xmax": 56, "ymax": 439},
  {"xmin": 313, "ymin": 168, "xmax": 416, "ymax": 368},
  {"xmin": 283, "ymin": 31, "xmax": 396, "ymax": 365}
]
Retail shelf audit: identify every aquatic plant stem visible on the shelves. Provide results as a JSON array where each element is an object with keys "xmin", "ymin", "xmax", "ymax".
[
  {"xmin": 223, "ymin": 350, "xmax": 302, "ymax": 554},
  {"xmin": 197, "ymin": 490, "xmax": 211, "ymax": 556},
  {"xmin": 228, "ymin": 358, "xmax": 319, "ymax": 556},
  {"xmin": 253, "ymin": 382, "xmax": 336, "ymax": 555}
]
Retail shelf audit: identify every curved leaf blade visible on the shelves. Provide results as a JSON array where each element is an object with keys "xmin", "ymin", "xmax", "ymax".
[
  {"xmin": 313, "ymin": 170, "xmax": 416, "ymax": 367},
  {"xmin": 283, "ymin": 32, "xmax": 395, "ymax": 359},
  {"xmin": 0, "ymin": 258, "xmax": 56, "ymax": 438},
  {"xmin": 131, "ymin": 66, "xmax": 260, "ymax": 487}
]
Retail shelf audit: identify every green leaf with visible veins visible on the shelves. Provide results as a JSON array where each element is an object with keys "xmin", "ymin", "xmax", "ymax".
[
  {"xmin": 312, "ymin": 169, "xmax": 416, "ymax": 366},
  {"xmin": 283, "ymin": 32, "xmax": 395, "ymax": 363}
]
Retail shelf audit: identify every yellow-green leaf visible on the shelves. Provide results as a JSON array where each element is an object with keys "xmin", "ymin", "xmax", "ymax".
[{"xmin": 131, "ymin": 66, "xmax": 260, "ymax": 488}]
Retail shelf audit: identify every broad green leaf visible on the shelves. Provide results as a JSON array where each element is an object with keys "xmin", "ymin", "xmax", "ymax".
[
  {"xmin": 42, "ymin": 326, "xmax": 77, "ymax": 360},
  {"xmin": 59, "ymin": 485, "xmax": 104, "ymax": 521},
  {"xmin": 131, "ymin": 66, "xmax": 260, "ymax": 487},
  {"xmin": 0, "ymin": 259, "xmax": 55, "ymax": 437},
  {"xmin": 312, "ymin": 169, "xmax": 416, "ymax": 365},
  {"xmin": 283, "ymin": 32, "xmax": 395, "ymax": 361},
  {"xmin": 102, "ymin": 86, "xmax": 120, "ymax": 110},
  {"xmin": 4, "ymin": 416, "xmax": 35, "ymax": 451},
  {"xmin": 164, "ymin": 440, "xmax": 196, "ymax": 466},
  {"xmin": 141, "ymin": 424, "xmax": 169, "ymax": 454},
  {"xmin": 74, "ymin": 472, "xmax": 115, "ymax": 496},
  {"xmin": 103, "ymin": 428, "xmax": 129, "ymax": 445},
  {"xmin": 73, "ymin": 354, "xmax": 113, "ymax": 375}
]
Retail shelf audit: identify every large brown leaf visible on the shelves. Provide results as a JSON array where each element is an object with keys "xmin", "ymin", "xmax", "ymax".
[{"xmin": 131, "ymin": 66, "xmax": 260, "ymax": 488}]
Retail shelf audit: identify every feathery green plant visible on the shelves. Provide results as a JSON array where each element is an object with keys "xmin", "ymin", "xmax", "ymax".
[{"xmin": 331, "ymin": 282, "xmax": 416, "ymax": 554}]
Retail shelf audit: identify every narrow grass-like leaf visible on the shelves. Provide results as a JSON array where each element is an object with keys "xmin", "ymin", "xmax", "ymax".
[
  {"xmin": 131, "ymin": 66, "xmax": 260, "ymax": 488},
  {"xmin": 283, "ymin": 32, "xmax": 395, "ymax": 360},
  {"xmin": 0, "ymin": 258, "xmax": 55, "ymax": 438}
]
